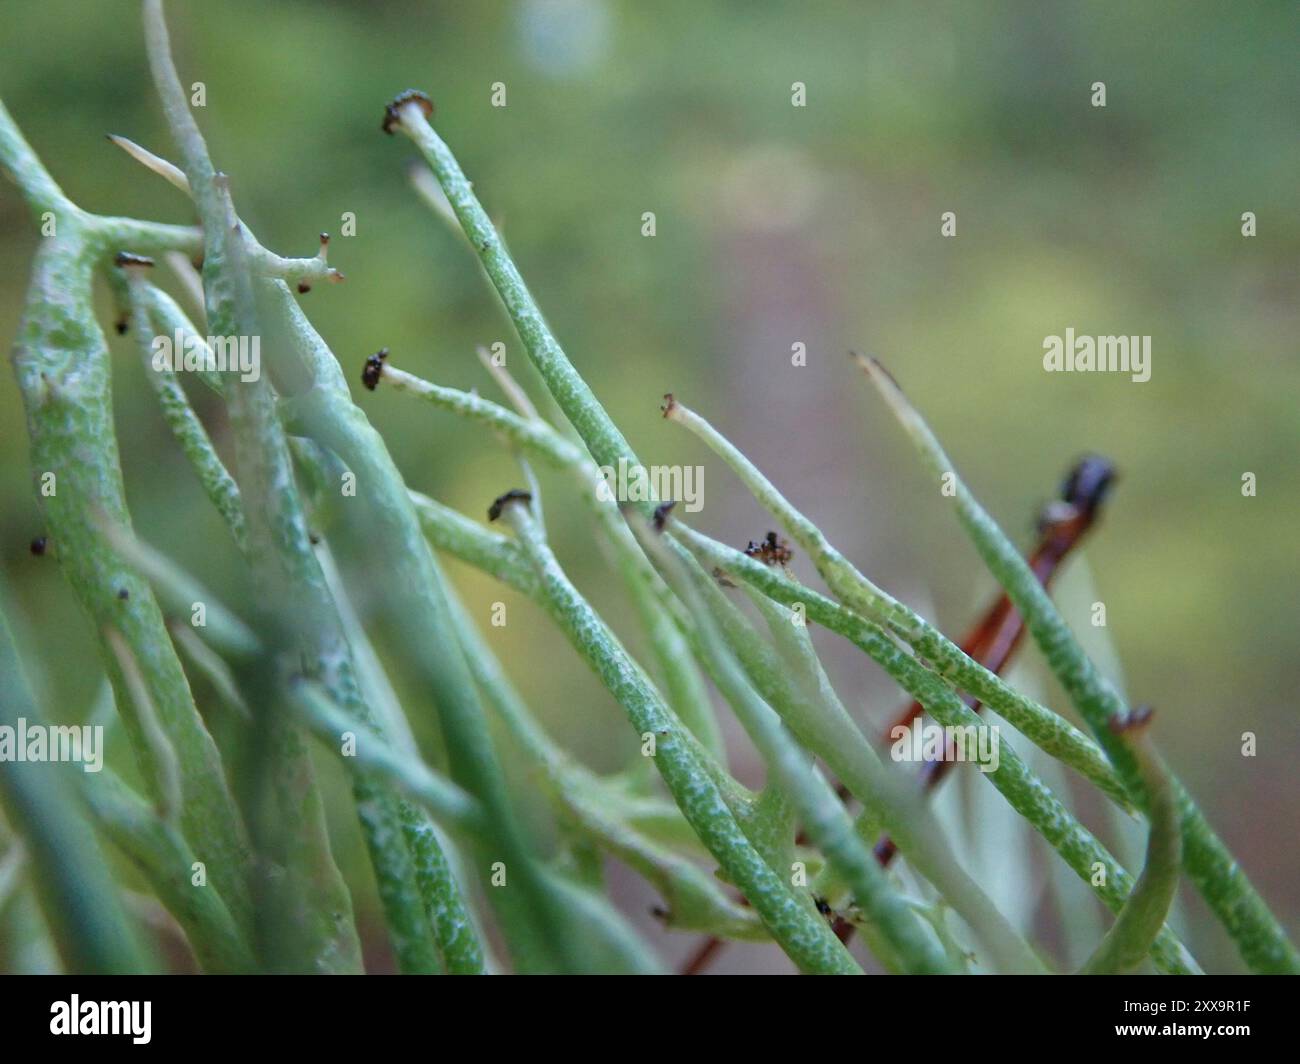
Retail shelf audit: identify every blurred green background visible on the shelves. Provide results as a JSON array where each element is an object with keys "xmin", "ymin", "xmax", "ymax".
[{"xmin": 2, "ymin": 1, "xmax": 1296, "ymax": 972}]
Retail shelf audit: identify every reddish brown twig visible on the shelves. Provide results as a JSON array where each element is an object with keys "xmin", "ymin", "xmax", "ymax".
[
  {"xmin": 872, "ymin": 454, "xmax": 1115, "ymax": 864},
  {"xmin": 680, "ymin": 934, "xmax": 728, "ymax": 975}
]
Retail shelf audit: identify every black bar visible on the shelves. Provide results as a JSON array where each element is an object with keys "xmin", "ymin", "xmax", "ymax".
[{"xmin": 0, "ymin": 974, "xmax": 1289, "ymax": 1051}]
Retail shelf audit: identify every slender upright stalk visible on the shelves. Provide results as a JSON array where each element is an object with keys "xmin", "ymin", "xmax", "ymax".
[
  {"xmin": 497, "ymin": 496, "xmax": 862, "ymax": 974},
  {"xmin": 378, "ymin": 360, "xmax": 726, "ymax": 759},
  {"xmin": 634, "ymin": 524, "xmax": 955, "ymax": 973},
  {"xmin": 1081, "ymin": 711, "xmax": 1182, "ymax": 974},
  {"xmin": 0, "ymin": 600, "xmax": 151, "ymax": 974},
  {"xmin": 672, "ymin": 524, "xmax": 1200, "ymax": 974},
  {"xmin": 392, "ymin": 101, "xmax": 641, "ymax": 480},
  {"xmin": 857, "ymin": 354, "xmax": 1300, "ymax": 975},
  {"xmin": 143, "ymin": 0, "xmax": 437, "ymax": 973}
]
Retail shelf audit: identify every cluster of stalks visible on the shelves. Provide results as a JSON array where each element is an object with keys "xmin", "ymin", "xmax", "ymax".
[{"xmin": 1, "ymin": 1, "xmax": 1294, "ymax": 975}]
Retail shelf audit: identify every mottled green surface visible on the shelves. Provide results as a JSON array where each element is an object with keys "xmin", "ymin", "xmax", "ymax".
[{"xmin": 2, "ymin": 2, "xmax": 1295, "ymax": 974}]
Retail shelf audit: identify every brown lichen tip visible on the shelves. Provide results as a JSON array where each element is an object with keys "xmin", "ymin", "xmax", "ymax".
[
  {"xmin": 1108, "ymin": 703, "xmax": 1155, "ymax": 735},
  {"xmin": 113, "ymin": 252, "xmax": 155, "ymax": 269},
  {"xmin": 1038, "ymin": 454, "xmax": 1119, "ymax": 536},
  {"xmin": 1061, "ymin": 454, "xmax": 1117, "ymax": 516},
  {"xmin": 851, "ymin": 350, "xmax": 901, "ymax": 391},
  {"xmin": 660, "ymin": 392, "xmax": 677, "ymax": 418},
  {"xmin": 382, "ymin": 90, "xmax": 434, "ymax": 134},
  {"xmin": 361, "ymin": 347, "xmax": 390, "ymax": 391},
  {"xmin": 487, "ymin": 488, "xmax": 532, "ymax": 522},
  {"xmin": 297, "ymin": 282, "xmax": 312, "ymax": 294},
  {"xmin": 652, "ymin": 500, "xmax": 677, "ymax": 531},
  {"xmin": 744, "ymin": 531, "xmax": 793, "ymax": 567},
  {"xmin": 30, "ymin": 535, "xmax": 47, "ymax": 556},
  {"xmin": 317, "ymin": 234, "xmax": 343, "ymax": 278}
]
